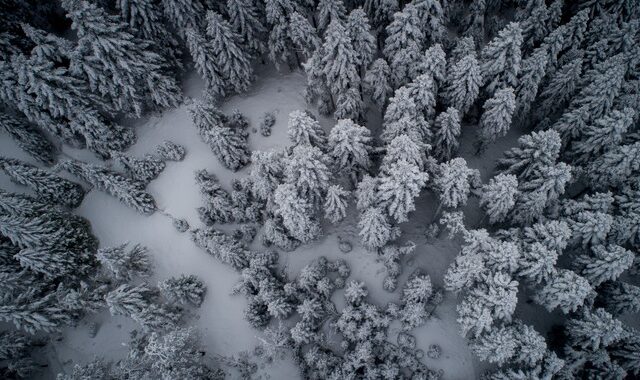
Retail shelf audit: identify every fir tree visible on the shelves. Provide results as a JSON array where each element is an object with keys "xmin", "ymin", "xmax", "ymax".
[
  {"xmin": 434, "ymin": 158, "xmax": 479, "ymax": 209},
  {"xmin": 191, "ymin": 228, "xmax": 250, "ymax": 270},
  {"xmin": 273, "ymin": 183, "xmax": 321, "ymax": 243},
  {"xmin": 112, "ymin": 153, "xmax": 166, "ymax": 184},
  {"xmin": 288, "ymin": 12, "xmax": 320, "ymax": 60},
  {"xmin": 324, "ymin": 184, "xmax": 349, "ymax": 223},
  {"xmin": 185, "ymin": 27, "xmax": 225, "ymax": 97},
  {"xmin": 408, "ymin": 73, "xmax": 437, "ymax": 122},
  {"xmin": 321, "ymin": 20, "xmax": 360, "ymax": 101},
  {"xmin": 159, "ymin": 274, "xmax": 206, "ymax": 307},
  {"xmin": 334, "ymin": 87, "xmax": 363, "ymax": 120},
  {"xmin": 97, "ymin": 243, "xmax": 151, "ymax": 281},
  {"xmin": 377, "ymin": 159, "xmax": 428, "ymax": 223},
  {"xmin": 498, "ymin": 130, "xmax": 561, "ymax": 180},
  {"xmin": 575, "ymin": 244, "xmax": 634, "ymax": 286},
  {"xmin": 412, "ymin": 0, "xmax": 445, "ymax": 44},
  {"xmin": 433, "ymin": 107, "xmax": 461, "ymax": 161},
  {"xmin": 160, "ymin": 0, "xmax": 205, "ymax": 36},
  {"xmin": 58, "ymin": 160, "xmax": 156, "ymax": 215},
  {"xmin": 443, "ymin": 53, "xmax": 482, "ymax": 114},
  {"xmin": 381, "ymin": 86, "xmax": 429, "ymax": 143},
  {"xmin": 478, "ymin": 87, "xmax": 516, "ymax": 151},
  {"xmin": 346, "ymin": 9, "xmax": 375, "ymax": 70},
  {"xmin": 284, "ymin": 144, "xmax": 331, "ymax": 205},
  {"xmin": 328, "ymin": 119, "xmax": 372, "ymax": 182},
  {"xmin": 155, "ymin": 141, "xmax": 186, "ymax": 162},
  {"xmin": 479, "ymin": 174, "xmax": 518, "ymax": 224},
  {"xmin": 534, "ymin": 269, "xmax": 593, "ymax": 313},
  {"xmin": 480, "ymin": 22, "xmax": 523, "ymax": 92},
  {"xmin": 0, "ymin": 113, "xmax": 56, "ymax": 165},
  {"xmin": 188, "ymin": 100, "xmax": 249, "ymax": 171},
  {"xmin": 205, "ymin": 11, "xmax": 253, "ymax": 94},
  {"xmin": 358, "ymin": 207, "xmax": 392, "ymax": 250},
  {"xmin": 515, "ymin": 47, "xmax": 548, "ymax": 118},
  {"xmin": 383, "ymin": 4, "xmax": 424, "ymax": 87},
  {"xmin": 363, "ymin": 58, "xmax": 392, "ymax": 108},
  {"xmin": 380, "ymin": 134, "xmax": 427, "ymax": 173},
  {"xmin": 0, "ymin": 158, "xmax": 85, "ymax": 208},
  {"xmin": 598, "ymin": 281, "xmax": 640, "ymax": 316},
  {"xmin": 287, "ymin": 110, "xmax": 328, "ymax": 148},
  {"xmin": 105, "ymin": 283, "xmax": 179, "ymax": 331},
  {"xmin": 571, "ymin": 108, "xmax": 634, "ymax": 165},
  {"xmin": 517, "ymin": 242, "xmax": 558, "ymax": 284},
  {"xmin": 250, "ymin": 150, "xmax": 284, "ymax": 201},
  {"xmin": 566, "ymin": 308, "xmax": 625, "ymax": 351},
  {"xmin": 227, "ymin": 0, "xmax": 267, "ymax": 56},
  {"xmin": 317, "ymin": 0, "xmax": 346, "ymax": 32},
  {"xmin": 537, "ymin": 56, "xmax": 582, "ymax": 119},
  {"xmin": 355, "ymin": 174, "xmax": 378, "ymax": 210}
]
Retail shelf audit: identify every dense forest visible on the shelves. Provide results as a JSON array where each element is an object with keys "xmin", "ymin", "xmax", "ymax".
[{"xmin": 0, "ymin": 0, "xmax": 639, "ymax": 379}]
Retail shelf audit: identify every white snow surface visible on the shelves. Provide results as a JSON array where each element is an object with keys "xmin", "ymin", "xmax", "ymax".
[{"xmin": 0, "ymin": 65, "xmax": 519, "ymax": 379}]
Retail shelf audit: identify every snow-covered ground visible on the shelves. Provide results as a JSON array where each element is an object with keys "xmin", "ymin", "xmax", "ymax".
[{"xmin": 0, "ymin": 65, "xmax": 520, "ymax": 379}]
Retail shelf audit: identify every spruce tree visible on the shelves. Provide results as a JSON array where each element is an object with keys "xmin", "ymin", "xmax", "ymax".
[
  {"xmin": 195, "ymin": 169, "xmax": 235, "ymax": 224},
  {"xmin": 191, "ymin": 228, "xmax": 250, "ymax": 269},
  {"xmin": 516, "ymin": 48, "xmax": 548, "ymax": 116},
  {"xmin": 376, "ymin": 160, "xmax": 428, "ymax": 223},
  {"xmin": 566, "ymin": 308, "xmax": 625, "ymax": 351},
  {"xmin": 434, "ymin": 158, "xmax": 479, "ymax": 209},
  {"xmin": 0, "ymin": 113, "xmax": 56, "ymax": 165},
  {"xmin": 364, "ymin": 0, "xmax": 397, "ymax": 31},
  {"xmin": 250, "ymin": 150, "xmax": 284, "ymax": 201},
  {"xmin": 227, "ymin": 0, "xmax": 267, "ymax": 56},
  {"xmin": 588, "ymin": 142, "xmax": 640, "ymax": 190},
  {"xmin": 159, "ymin": 274, "xmax": 206, "ymax": 307},
  {"xmin": 479, "ymin": 22, "xmax": 523, "ymax": 92},
  {"xmin": 317, "ymin": 0, "xmax": 346, "ymax": 32},
  {"xmin": 155, "ymin": 141, "xmax": 186, "ymax": 162},
  {"xmin": 358, "ymin": 206, "xmax": 392, "ymax": 250},
  {"xmin": 517, "ymin": 242, "xmax": 558, "ymax": 285},
  {"xmin": 287, "ymin": 110, "xmax": 327, "ymax": 148},
  {"xmin": 328, "ymin": 119, "xmax": 372, "ymax": 182},
  {"xmin": 105, "ymin": 283, "xmax": 180, "ymax": 331},
  {"xmin": 363, "ymin": 58, "xmax": 392, "ymax": 108},
  {"xmin": 417, "ymin": 43, "xmax": 447, "ymax": 88},
  {"xmin": 288, "ymin": 12, "xmax": 320, "ymax": 60},
  {"xmin": 58, "ymin": 160, "xmax": 157, "ymax": 215},
  {"xmin": 536, "ymin": 56, "xmax": 582, "ymax": 120},
  {"xmin": 320, "ymin": 20, "xmax": 360, "ymax": 102},
  {"xmin": 355, "ymin": 175, "xmax": 378, "ymax": 210},
  {"xmin": 479, "ymin": 174, "xmax": 518, "ymax": 224},
  {"xmin": 609, "ymin": 329, "xmax": 640, "ymax": 376},
  {"xmin": 284, "ymin": 144, "xmax": 331, "ymax": 205},
  {"xmin": 570, "ymin": 107, "xmax": 634, "ymax": 165},
  {"xmin": 380, "ymin": 134, "xmax": 427, "ymax": 173},
  {"xmin": 346, "ymin": 8, "xmax": 375, "ymax": 71},
  {"xmin": 598, "ymin": 281, "xmax": 640, "ymax": 316},
  {"xmin": 185, "ymin": 27, "xmax": 225, "ymax": 97},
  {"xmin": 188, "ymin": 100, "xmax": 249, "ymax": 171},
  {"xmin": 160, "ymin": 0, "xmax": 205, "ymax": 37},
  {"xmin": 205, "ymin": 11, "xmax": 253, "ymax": 94},
  {"xmin": 408, "ymin": 73, "xmax": 437, "ymax": 122},
  {"xmin": 534, "ymin": 269, "xmax": 593, "ymax": 313},
  {"xmin": 443, "ymin": 53, "xmax": 482, "ymax": 114},
  {"xmin": 575, "ymin": 244, "xmax": 634, "ymax": 286},
  {"xmin": 97, "ymin": 243, "xmax": 151, "ymax": 281},
  {"xmin": 324, "ymin": 184, "xmax": 349, "ymax": 223},
  {"xmin": 112, "ymin": 153, "xmax": 166, "ymax": 184},
  {"xmin": 478, "ymin": 87, "xmax": 516, "ymax": 151},
  {"xmin": 383, "ymin": 4, "xmax": 424, "ymax": 87},
  {"xmin": 334, "ymin": 87, "xmax": 363, "ymax": 120},
  {"xmin": 0, "ymin": 158, "xmax": 85, "ymax": 208},
  {"xmin": 381, "ymin": 86, "xmax": 429, "ymax": 143},
  {"xmin": 273, "ymin": 184, "xmax": 320, "ymax": 243},
  {"xmin": 412, "ymin": 0, "xmax": 446, "ymax": 45},
  {"xmin": 498, "ymin": 130, "xmax": 561, "ymax": 180},
  {"xmin": 433, "ymin": 108, "xmax": 461, "ymax": 161}
]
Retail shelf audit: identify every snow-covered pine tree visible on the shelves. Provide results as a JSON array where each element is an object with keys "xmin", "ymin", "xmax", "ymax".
[
  {"xmin": 154, "ymin": 141, "xmax": 186, "ymax": 162},
  {"xmin": 194, "ymin": 169, "xmax": 235, "ymax": 224},
  {"xmin": 363, "ymin": 58, "xmax": 392, "ymax": 107},
  {"xmin": 58, "ymin": 160, "xmax": 156, "ymax": 215},
  {"xmin": 533, "ymin": 269, "xmax": 593, "ymax": 313},
  {"xmin": 477, "ymin": 87, "xmax": 516, "ymax": 152},
  {"xmin": 412, "ymin": 0, "xmax": 446, "ymax": 45},
  {"xmin": 408, "ymin": 73, "xmax": 437, "ymax": 122},
  {"xmin": 517, "ymin": 242, "xmax": 558, "ymax": 285},
  {"xmin": 205, "ymin": 11, "xmax": 253, "ymax": 94},
  {"xmin": 479, "ymin": 174, "xmax": 518, "ymax": 224},
  {"xmin": 273, "ymin": 183, "xmax": 321, "ymax": 243},
  {"xmin": 334, "ymin": 87, "xmax": 363, "ymax": 120},
  {"xmin": 227, "ymin": 0, "xmax": 267, "ymax": 56},
  {"xmin": 0, "ymin": 158, "xmax": 85, "ymax": 208},
  {"xmin": 263, "ymin": 215, "xmax": 300, "ymax": 251},
  {"xmin": 416, "ymin": 43, "xmax": 447, "ymax": 90},
  {"xmin": 380, "ymin": 134, "xmax": 427, "ymax": 173},
  {"xmin": 364, "ymin": 0, "xmax": 398, "ymax": 31},
  {"xmin": 515, "ymin": 48, "xmax": 548, "ymax": 117},
  {"xmin": 565, "ymin": 308, "xmax": 625, "ymax": 351},
  {"xmin": 570, "ymin": 107, "xmax": 634, "ymax": 165},
  {"xmin": 324, "ymin": 184, "xmax": 349, "ymax": 223},
  {"xmin": 443, "ymin": 52, "xmax": 482, "ymax": 114},
  {"xmin": 267, "ymin": 18, "xmax": 297, "ymax": 69},
  {"xmin": 574, "ymin": 244, "xmax": 634, "ymax": 286},
  {"xmin": 376, "ymin": 159, "xmax": 428, "ymax": 223},
  {"xmin": 536, "ymin": 56, "xmax": 582, "ymax": 120},
  {"xmin": 598, "ymin": 281, "xmax": 640, "ymax": 316},
  {"xmin": 328, "ymin": 119, "xmax": 372, "ymax": 182},
  {"xmin": 188, "ymin": 100, "xmax": 249, "ymax": 171},
  {"xmin": 479, "ymin": 22, "xmax": 523, "ymax": 93},
  {"xmin": 0, "ymin": 289, "xmax": 73, "ymax": 334},
  {"xmin": 498, "ymin": 129, "xmax": 561, "ymax": 180},
  {"xmin": 0, "ymin": 113, "xmax": 56, "ymax": 165},
  {"xmin": 381, "ymin": 86, "xmax": 430, "ymax": 143},
  {"xmin": 346, "ymin": 8, "xmax": 375, "ymax": 71},
  {"xmin": 358, "ymin": 206, "xmax": 392, "ymax": 250},
  {"xmin": 463, "ymin": 0, "xmax": 485, "ymax": 45},
  {"xmin": 97, "ymin": 243, "xmax": 151, "ymax": 281},
  {"xmin": 288, "ymin": 12, "xmax": 320, "ymax": 60},
  {"xmin": 250, "ymin": 149, "xmax": 284, "ymax": 201},
  {"xmin": 383, "ymin": 3, "xmax": 424, "ymax": 87},
  {"xmin": 317, "ymin": 0, "xmax": 346, "ymax": 32},
  {"xmin": 191, "ymin": 228, "xmax": 250, "ymax": 269},
  {"xmin": 159, "ymin": 274, "xmax": 206, "ymax": 307},
  {"xmin": 160, "ymin": 0, "xmax": 205, "ymax": 37},
  {"xmin": 185, "ymin": 27, "xmax": 225, "ymax": 97},
  {"xmin": 320, "ymin": 20, "xmax": 360, "ymax": 107},
  {"xmin": 284, "ymin": 144, "xmax": 331, "ymax": 206},
  {"xmin": 434, "ymin": 158, "xmax": 479, "ymax": 209},
  {"xmin": 62, "ymin": 0, "xmax": 182, "ymax": 116},
  {"xmin": 433, "ymin": 108, "xmax": 461, "ymax": 161},
  {"xmin": 355, "ymin": 174, "xmax": 378, "ymax": 210},
  {"xmin": 112, "ymin": 153, "xmax": 166, "ymax": 184},
  {"xmin": 105, "ymin": 283, "xmax": 180, "ymax": 331},
  {"xmin": 588, "ymin": 141, "xmax": 640, "ymax": 190},
  {"xmin": 287, "ymin": 110, "xmax": 328, "ymax": 148}
]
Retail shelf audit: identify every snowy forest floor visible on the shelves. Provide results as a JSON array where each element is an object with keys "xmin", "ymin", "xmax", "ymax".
[{"xmin": 1, "ymin": 64, "xmax": 543, "ymax": 379}]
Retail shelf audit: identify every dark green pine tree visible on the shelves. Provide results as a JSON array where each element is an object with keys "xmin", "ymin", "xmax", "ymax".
[
  {"xmin": 0, "ymin": 112, "xmax": 56, "ymax": 165},
  {"xmin": 58, "ymin": 160, "xmax": 157, "ymax": 215},
  {"xmin": 0, "ymin": 157, "xmax": 85, "ymax": 208}
]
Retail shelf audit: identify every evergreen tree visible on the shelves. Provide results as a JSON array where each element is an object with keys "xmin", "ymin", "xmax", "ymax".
[
  {"xmin": 267, "ymin": 19, "xmax": 297, "ymax": 69},
  {"xmin": 273, "ymin": 184, "xmax": 321, "ymax": 243},
  {"xmin": 569, "ymin": 210, "xmax": 613, "ymax": 247},
  {"xmin": 443, "ymin": 53, "xmax": 482, "ymax": 114},
  {"xmin": 364, "ymin": 0, "xmax": 397, "ymax": 31},
  {"xmin": 97, "ymin": 243, "xmax": 151, "ymax": 281},
  {"xmin": 575, "ymin": 244, "xmax": 634, "ymax": 286},
  {"xmin": 383, "ymin": 4, "xmax": 424, "ymax": 87},
  {"xmin": 598, "ymin": 281, "xmax": 640, "ymax": 316},
  {"xmin": 478, "ymin": 87, "xmax": 516, "ymax": 151},
  {"xmin": 434, "ymin": 158, "xmax": 479, "ymax": 209},
  {"xmin": 227, "ymin": 0, "xmax": 267, "ymax": 56},
  {"xmin": 380, "ymin": 134, "xmax": 427, "ymax": 173},
  {"xmin": 433, "ymin": 107, "xmax": 461, "ymax": 161},
  {"xmin": 408, "ymin": 73, "xmax": 437, "ymax": 122},
  {"xmin": 381, "ymin": 86, "xmax": 429, "ymax": 143},
  {"xmin": 534, "ymin": 269, "xmax": 593, "ymax": 313},
  {"xmin": 159, "ymin": 274, "xmax": 206, "ymax": 307},
  {"xmin": 185, "ymin": 27, "xmax": 225, "ymax": 97},
  {"xmin": 0, "ymin": 158, "xmax": 85, "ymax": 208},
  {"xmin": 324, "ymin": 184, "xmax": 349, "ymax": 223},
  {"xmin": 155, "ymin": 141, "xmax": 186, "ymax": 162},
  {"xmin": 516, "ymin": 48, "xmax": 548, "ymax": 116},
  {"xmin": 284, "ymin": 144, "xmax": 331, "ymax": 205},
  {"xmin": 417, "ymin": 43, "xmax": 447, "ymax": 88},
  {"xmin": 609, "ymin": 329, "xmax": 640, "ymax": 376},
  {"xmin": 498, "ymin": 130, "xmax": 561, "ymax": 180},
  {"xmin": 288, "ymin": 12, "xmax": 320, "ymax": 60},
  {"xmin": 160, "ymin": 0, "xmax": 205, "ymax": 37},
  {"xmin": 195, "ymin": 170, "xmax": 235, "ymax": 224},
  {"xmin": 58, "ymin": 160, "xmax": 156, "ymax": 215},
  {"xmin": 346, "ymin": 9, "xmax": 375, "ymax": 71},
  {"xmin": 334, "ymin": 87, "xmax": 363, "ymax": 120},
  {"xmin": 328, "ymin": 119, "xmax": 372, "ymax": 181},
  {"xmin": 566, "ymin": 308, "xmax": 625, "ymax": 351},
  {"xmin": 355, "ymin": 174, "xmax": 378, "ymax": 210},
  {"xmin": 250, "ymin": 150, "xmax": 284, "ymax": 201},
  {"xmin": 471, "ymin": 325, "xmax": 518, "ymax": 365},
  {"xmin": 588, "ymin": 142, "xmax": 640, "ymax": 190},
  {"xmin": 287, "ymin": 110, "xmax": 328, "ymax": 148},
  {"xmin": 263, "ymin": 216, "xmax": 300, "ymax": 251},
  {"xmin": 188, "ymin": 100, "xmax": 249, "ymax": 171},
  {"xmin": 517, "ymin": 242, "xmax": 558, "ymax": 284},
  {"xmin": 480, "ymin": 22, "xmax": 523, "ymax": 92},
  {"xmin": 317, "ymin": 0, "xmax": 346, "ymax": 32},
  {"xmin": 463, "ymin": 0, "xmax": 485, "ymax": 45},
  {"xmin": 570, "ymin": 108, "xmax": 634, "ymax": 165},
  {"xmin": 0, "ymin": 113, "xmax": 56, "ymax": 165},
  {"xmin": 358, "ymin": 206, "xmax": 392, "ymax": 250},
  {"xmin": 376, "ymin": 159, "xmax": 428, "ymax": 223},
  {"xmin": 62, "ymin": 0, "xmax": 182, "ymax": 116},
  {"xmin": 112, "ymin": 153, "xmax": 166, "ymax": 184},
  {"xmin": 205, "ymin": 11, "xmax": 253, "ymax": 94},
  {"xmin": 320, "ymin": 20, "xmax": 360, "ymax": 102},
  {"xmin": 363, "ymin": 58, "xmax": 392, "ymax": 108},
  {"xmin": 0, "ymin": 289, "xmax": 73, "ymax": 334},
  {"xmin": 191, "ymin": 228, "xmax": 250, "ymax": 269},
  {"xmin": 412, "ymin": 0, "xmax": 445, "ymax": 45},
  {"xmin": 479, "ymin": 173, "xmax": 518, "ymax": 224},
  {"xmin": 537, "ymin": 56, "xmax": 582, "ymax": 120},
  {"xmin": 105, "ymin": 283, "xmax": 180, "ymax": 331}
]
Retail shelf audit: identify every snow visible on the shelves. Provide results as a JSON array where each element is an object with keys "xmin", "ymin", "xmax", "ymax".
[{"xmin": 0, "ymin": 65, "xmax": 503, "ymax": 379}]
